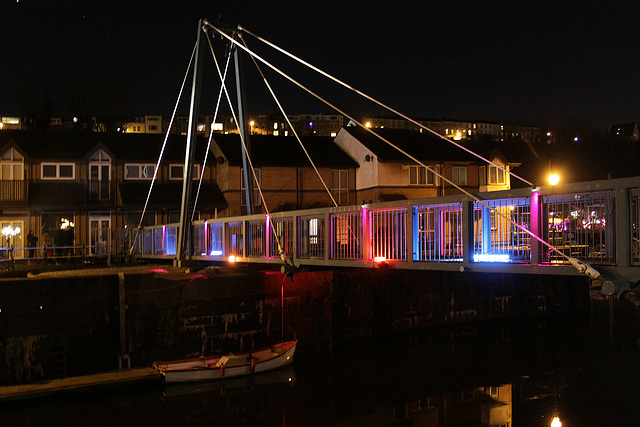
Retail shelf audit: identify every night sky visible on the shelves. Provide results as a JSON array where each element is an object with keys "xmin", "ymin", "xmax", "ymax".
[{"xmin": 2, "ymin": 1, "xmax": 639, "ymax": 129}]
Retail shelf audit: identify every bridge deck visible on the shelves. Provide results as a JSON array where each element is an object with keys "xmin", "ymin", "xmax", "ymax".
[{"xmin": 131, "ymin": 176, "xmax": 640, "ymax": 283}]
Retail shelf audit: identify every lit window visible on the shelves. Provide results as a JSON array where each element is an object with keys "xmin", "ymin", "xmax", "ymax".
[
  {"xmin": 1, "ymin": 117, "xmax": 20, "ymax": 125},
  {"xmin": 309, "ymin": 218, "xmax": 318, "ymax": 244},
  {"xmin": 452, "ymin": 166, "xmax": 467, "ymax": 186},
  {"xmin": 1, "ymin": 148, "xmax": 24, "ymax": 181},
  {"xmin": 41, "ymin": 162, "xmax": 75, "ymax": 180},
  {"xmin": 331, "ymin": 169, "xmax": 348, "ymax": 205},
  {"xmin": 409, "ymin": 165, "xmax": 435, "ymax": 185},
  {"xmin": 489, "ymin": 165, "xmax": 505, "ymax": 185},
  {"xmin": 125, "ymin": 164, "xmax": 155, "ymax": 180}
]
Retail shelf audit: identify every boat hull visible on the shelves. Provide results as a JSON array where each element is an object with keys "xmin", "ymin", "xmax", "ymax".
[{"xmin": 153, "ymin": 341, "xmax": 297, "ymax": 383}]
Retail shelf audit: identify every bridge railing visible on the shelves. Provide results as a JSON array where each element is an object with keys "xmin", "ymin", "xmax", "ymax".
[{"xmin": 132, "ymin": 176, "xmax": 640, "ymax": 278}]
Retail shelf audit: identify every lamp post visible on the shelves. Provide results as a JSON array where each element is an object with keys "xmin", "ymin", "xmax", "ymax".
[
  {"xmin": 2, "ymin": 224, "xmax": 21, "ymax": 247},
  {"xmin": 2, "ymin": 225, "xmax": 21, "ymax": 270},
  {"xmin": 548, "ymin": 173, "xmax": 560, "ymax": 186}
]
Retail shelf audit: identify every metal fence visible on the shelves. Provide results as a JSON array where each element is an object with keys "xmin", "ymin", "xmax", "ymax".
[
  {"xmin": 126, "ymin": 177, "xmax": 640, "ymax": 281},
  {"xmin": 414, "ymin": 203, "xmax": 464, "ymax": 262},
  {"xmin": 543, "ymin": 191, "xmax": 614, "ymax": 265}
]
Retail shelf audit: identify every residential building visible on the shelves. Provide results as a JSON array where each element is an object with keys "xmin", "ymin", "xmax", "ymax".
[
  {"xmin": 0, "ymin": 130, "xmax": 225, "ymax": 259},
  {"xmin": 362, "ymin": 115, "xmax": 542, "ymax": 145},
  {"xmin": 608, "ymin": 122, "xmax": 640, "ymax": 142},
  {"xmin": 211, "ymin": 133, "xmax": 358, "ymax": 216},
  {"xmin": 0, "ymin": 116, "xmax": 22, "ymax": 130},
  {"xmin": 334, "ymin": 126, "xmax": 516, "ymax": 203}
]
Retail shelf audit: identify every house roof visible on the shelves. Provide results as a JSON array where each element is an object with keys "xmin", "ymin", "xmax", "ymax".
[
  {"xmin": 0, "ymin": 130, "xmax": 210, "ymax": 162},
  {"xmin": 340, "ymin": 126, "xmax": 479, "ymax": 163},
  {"xmin": 118, "ymin": 181, "xmax": 227, "ymax": 210},
  {"xmin": 212, "ymin": 134, "xmax": 359, "ymax": 168}
]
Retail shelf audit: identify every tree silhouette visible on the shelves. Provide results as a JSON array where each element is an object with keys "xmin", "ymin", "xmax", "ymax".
[
  {"xmin": 61, "ymin": 68, "xmax": 132, "ymax": 132},
  {"xmin": 17, "ymin": 83, "xmax": 53, "ymax": 130}
]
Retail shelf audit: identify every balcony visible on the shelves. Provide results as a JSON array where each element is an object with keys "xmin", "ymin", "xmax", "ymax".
[
  {"xmin": 0, "ymin": 180, "xmax": 26, "ymax": 203},
  {"xmin": 87, "ymin": 180, "xmax": 112, "ymax": 201}
]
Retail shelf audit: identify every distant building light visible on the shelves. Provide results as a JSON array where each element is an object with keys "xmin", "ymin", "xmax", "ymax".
[
  {"xmin": 374, "ymin": 256, "xmax": 386, "ymax": 263},
  {"xmin": 210, "ymin": 250, "xmax": 223, "ymax": 256},
  {"xmin": 365, "ymin": 122, "xmax": 372, "ymax": 128},
  {"xmin": 212, "ymin": 123, "xmax": 223, "ymax": 131}
]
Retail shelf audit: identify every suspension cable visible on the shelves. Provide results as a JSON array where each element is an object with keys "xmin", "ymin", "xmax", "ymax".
[
  {"xmin": 204, "ymin": 21, "xmax": 574, "ymax": 264},
  {"xmin": 139, "ymin": 42, "xmax": 197, "ymax": 227},
  {"xmin": 203, "ymin": 26, "xmax": 288, "ymax": 261},
  {"xmin": 238, "ymin": 26, "xmax": 532, "ymax": 188},
  {"xmin": 237, "ymin": 32, "xmax": 337, "ymax": 207},
  {"xmin": 191, "ymin": 38, "xmax": 233, "ymax": 221}
]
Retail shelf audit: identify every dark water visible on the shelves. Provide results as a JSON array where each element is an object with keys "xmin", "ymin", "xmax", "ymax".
[{"xmin": 2, "ymin": 310, "xmax": 640, "ymax": 426}]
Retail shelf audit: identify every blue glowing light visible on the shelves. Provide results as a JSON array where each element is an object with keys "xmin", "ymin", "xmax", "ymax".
[{"xmin": 473, "ymin": 253, "xmax": 510, "ymax": 263}]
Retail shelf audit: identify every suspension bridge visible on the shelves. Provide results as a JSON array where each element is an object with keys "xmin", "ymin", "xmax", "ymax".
[{"xmin": 124, "ymin": 20, "xmax": 640, "ymax": 299}]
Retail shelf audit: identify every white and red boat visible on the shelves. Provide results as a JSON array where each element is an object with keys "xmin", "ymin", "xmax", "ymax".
[{"xmin": 153, "ymin": 340, "xmax": 297, "ymax": 383}]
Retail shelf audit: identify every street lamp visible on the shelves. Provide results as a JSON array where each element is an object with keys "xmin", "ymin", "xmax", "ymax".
[
  {"xmin": 548, "ymin": 173, "xmax": 560, "ymax": 186},
  {"xmin": 2, "ymin": 225, "xmax": 21, "ymax": 246}
]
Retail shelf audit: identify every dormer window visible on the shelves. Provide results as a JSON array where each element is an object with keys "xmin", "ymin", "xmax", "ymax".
[
  {"xmin": 489, "ymin": 165, "xmax": 505, "ymax": 185},
  {"xmin": 42, "ymin": 162, "xmax": 75, "ymax": 180},
  {"xmin": 125, "ymin": 164, "xmax": 155, "ymax": 180},
  {"xmin": 1, "ymin": 148, "xmax": 24, "ymax": 180}
]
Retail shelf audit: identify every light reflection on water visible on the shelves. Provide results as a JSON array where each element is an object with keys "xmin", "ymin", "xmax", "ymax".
[{"xmin": 2, "ymin": 313, "xmax": 640, "ymax": 426}]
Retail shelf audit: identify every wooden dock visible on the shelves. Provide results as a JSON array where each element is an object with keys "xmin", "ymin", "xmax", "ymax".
[{"xmin": 0, "ymin": 368, "xmax": 162, "ymax": 402}]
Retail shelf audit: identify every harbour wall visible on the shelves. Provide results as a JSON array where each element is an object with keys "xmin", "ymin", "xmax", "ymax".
[{"xmin": 0, "ymin": 266, "xmax": 589, "ymax": 384}]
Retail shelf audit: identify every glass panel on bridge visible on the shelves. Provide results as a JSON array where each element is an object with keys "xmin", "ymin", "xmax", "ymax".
[
  {"xmin": 632, "ymin": 189, "xmax": 640, "ymax": 266},
  {"xmin": 544, "ymin": 191, "xmax": 614, "ymax": 265},
  {"xmin": 473, "ymin": 197, "xmax": 531, "ymax": 263},
  {"xmin": 247, "ymin": 219, "xmax": 267, "ymax": 258},
  {"xmin": 369, "ymin": 208, "xmax": 407, "ymax": 261},
  {"xmin": 225, "ymin": 222, "xmax": 244, "ymax": 257},
  {"xmin": 297, "ymin": 216, "xmax": 325, "ymax": 259},
  {"xmin": 270, "ymin": 217, "xmax": 293, "ymax": 260},
  {"xmin": 414, "ymin": 203, "xmax": 464, "ymax": 262},
  {"xmin": 208, "ymin": 222, "xmax": 223, "ymax": 256},
  {"xmin": 330, "ymin": 211, "xmax": 362, "ymax": 260}
]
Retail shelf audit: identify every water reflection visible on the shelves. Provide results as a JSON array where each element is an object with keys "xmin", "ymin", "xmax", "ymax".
[{"xmin": 2, "ymin": 314, "xmax": 640, "ymax": 426}]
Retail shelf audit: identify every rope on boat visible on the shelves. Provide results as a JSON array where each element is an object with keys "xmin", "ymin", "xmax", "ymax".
[{"xmin": 202, "ymin": 21, "xmax": 599, "ymax": 278}]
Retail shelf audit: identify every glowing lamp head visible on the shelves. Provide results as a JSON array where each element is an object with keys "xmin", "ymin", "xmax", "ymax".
[
  {"xmin": 373, "ymin": 256, "xmax": 387, "ymax": 263},
  {"xmin": 548, "ymin": 173, "xmax": 560, "ymax": 186},
  {"xmin": 551, "ymin": 416, "xmax": 562, "ymax": 427},
  {"xmin": 228, "ymin": 255, "xmax": 237, "ymax": 263}
]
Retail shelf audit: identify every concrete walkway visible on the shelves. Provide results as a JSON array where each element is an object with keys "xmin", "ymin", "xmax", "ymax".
[{"xmin": 0, "ymin": 368, "xmax": 162, "ymax": 402}]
